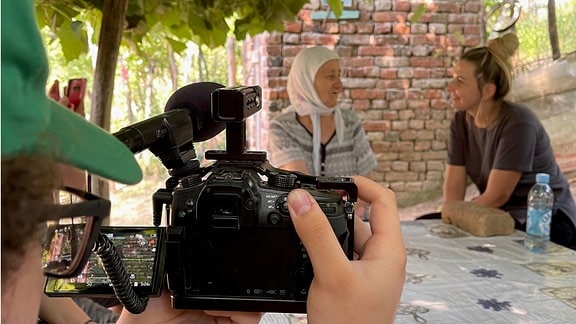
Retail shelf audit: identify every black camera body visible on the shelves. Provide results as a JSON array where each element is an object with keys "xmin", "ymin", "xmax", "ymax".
[
  {"xmin": 121, "ymin": 84, "xmax": 357, "ymax": 313},
  {"xmin": 164, "ymin": 160, "xmax": 356, "ymax": 313}
]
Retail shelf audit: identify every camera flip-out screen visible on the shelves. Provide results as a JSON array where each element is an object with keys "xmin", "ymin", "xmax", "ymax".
[{"xmin": 44, "ymin": 227, "xmax": 165, "ymax": 297}]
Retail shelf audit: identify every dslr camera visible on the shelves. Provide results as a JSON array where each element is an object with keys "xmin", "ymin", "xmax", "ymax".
[
  {"xmin": 48, "ymin": 82, "xmax": 357, "ymax": 314},
  {"xmin": 157, "ymin": 83, "xmax": 357, "ymax": 313}
]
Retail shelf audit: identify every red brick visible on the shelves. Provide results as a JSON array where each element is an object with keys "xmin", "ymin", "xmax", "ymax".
[
  {"xmin": 267, "ymin": 90, "xmax": 279, "ymax": 100},
  {"xmin": 412, "ymin": 34, "xmax": 437, "ymax": 46},
  {"xmin": 348, "ymin": 68, "xmax": 366, "ymax": 78},
  {"xmin": 266, "ymin": 45, "xmax": 282, "ymax": 56},
  {"xmin": 380, "ymin": 68, "xmax": 399, "ymax": 79},
  {"xmin": 431, "ymin": 2, "xmax": 461, "ymax": 13},
  {"xmin": 374, "ymin": 23, "xmax": 393, "ymax": 34},
  {"xmin": 283, "ymin": 21, "xmax": 302, "ymax": 33},
  {"xmin": 350, "ymin": 89, "xmax": 372, "ymax": 99},
  {"xmin": 339, "ymin": 22, "xmax": 356, "ymax": 34},
  {"xmin": 431, "ymin": 99, "xmax": 450, "ymax": 109},
  {"xmin": 358, "ymin": 45, "xmax": 395, "ymax": 56},
  {"xmin": 383, "ymin": 111, "xmax": 400, "ymax": 120},
  {"xmin": 377, "ymin": 79, "xmax": 410, "ymax": 90},
  {"xmin": 373, "ymin": 11, "xmax": 407, "ymax": 23},
  {"xmin": 357, "ymin": 22, "xmax": 374, "ymax": 34},
  {"xmin": 393, "ymin": 0, "xmax": 411, "ymax": 12},
  {"xmin": 413, "ymin": 68, "xmax": 431, "ymax": 78},
  {"xmin": 344, "ymin": 57, "xmax": 374, "ymax": 67},
  {"xmin": 409, "ymin": 57, "xmax": 445, "ymax": 67},
  {"xmin": 300, "ymin": 34, "xmax": 339, "ymax": 46},
  {"xmin": 394, "ymin": 22, "xmax": 411, "ymax": 35},
  {"xmin": 364, "ymin": 120, "xmax": 391, "ymax": 131},
  {"xmin": 267, "ymin": 78, "xmax": 286, "ymax": 88},
  {"xmin": 353, "ymin": 99, "xmax": 371, "ymax": 110},
  {"xmin": 324, "ymin": 22, "xmax": 340, "ymax": 34},
  {"xmin": 372, "ymin": 141, "xmax": 392, "ymax": 152},
  {"xmin": 423, "ymin": 89, "xmax": 444, "ymax": 99}
]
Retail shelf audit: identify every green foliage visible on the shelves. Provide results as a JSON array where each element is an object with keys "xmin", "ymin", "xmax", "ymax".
[
  {"xmin": 35, "ymin": 1, "xmax": 97, "ymax": 61},
  {"xmin": 53, "ymin": 20, "xmax": 88, "ymax": 60},
  {"xmin": 511, "ymin": 0, "xmax": 576, "ymax": 71},
  {"xmin": 330, "ymin": 0, "xmax": 343, "ymax": 18},
  {"xmin": 41, "ymin": 19, "xmax": 235, "ymax": 182},
  {"xmin": 410, "ymin": 3, "xmax": 426, "ymax": 24},
  {"xmin": 36, "ymin": 0, "xmax": 351, "ymax": 62},
  {"xmin": 555, "ymin": 1, "xmax": 576, "ymax": 54},
  {"xmin": 35, "ymin": 0, "xmax": 321, "ymax": 61},
  {"xmin": 483, "ymin": 0, "xmax": 576, "ymax": 72},
  {"xmin": 483, "ymin": 0, "xmax": 500, "ymax": 9}
]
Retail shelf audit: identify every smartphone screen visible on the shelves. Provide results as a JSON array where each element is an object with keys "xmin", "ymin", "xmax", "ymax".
[
  {"xmin": 44, "ymin": 226, "xmax": 165, "ymax": 298},
  {"xmin": 66, "ymin": 78, "xmax": 87, "ymax": 111}
]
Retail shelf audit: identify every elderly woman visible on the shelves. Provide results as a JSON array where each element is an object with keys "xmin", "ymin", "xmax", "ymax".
[{"xmin": 268, "ymin": 46, "xmax": 377, "ymax": 177}]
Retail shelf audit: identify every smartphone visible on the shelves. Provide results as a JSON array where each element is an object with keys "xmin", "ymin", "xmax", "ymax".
[
  {"xmin": 66, "ymin": 78, "xmax": 87, "ymax": 111},
  {"xmin": 44, "ymin": 226, "xmax": 165, "ymax": 298}
]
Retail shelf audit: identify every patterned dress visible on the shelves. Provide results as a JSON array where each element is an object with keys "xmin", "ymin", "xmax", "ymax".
[{"xmin": 268, "ymin": 110, "xmax": 377, "ymax": 177}]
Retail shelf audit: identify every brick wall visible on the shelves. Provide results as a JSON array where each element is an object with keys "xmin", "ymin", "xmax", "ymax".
[{"xmin": 243, "ymin": 0, "xmax": 483, "ymax": 206}]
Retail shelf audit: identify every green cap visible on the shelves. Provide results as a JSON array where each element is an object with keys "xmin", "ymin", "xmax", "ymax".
[{"xmin": 1, "ymin": 0, "xmax": 142, "ymax": 185}]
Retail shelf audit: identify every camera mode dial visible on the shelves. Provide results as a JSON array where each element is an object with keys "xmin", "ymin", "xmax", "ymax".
[
  {"xmin": 179, "ymin": 174, "xmax": 203, "ymax": 188},
  {"xmin": 268, "ymin": 172, "xmax": 297, "ymax": 189}
]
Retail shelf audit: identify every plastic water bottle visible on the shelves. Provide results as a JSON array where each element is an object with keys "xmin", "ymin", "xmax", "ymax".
[{"xmin": 524, "ymin": 173, "xmax": 554, "ymax": 253}]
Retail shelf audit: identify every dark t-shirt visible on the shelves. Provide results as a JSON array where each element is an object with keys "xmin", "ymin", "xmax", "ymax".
[{"xmin": 447, "ymin": 101, "xmax": 576, "ymax": 226}]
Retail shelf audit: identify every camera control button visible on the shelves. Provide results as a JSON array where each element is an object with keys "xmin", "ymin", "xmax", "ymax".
[
  {"xmin": 268, "ymin": 212, "xmax": 282, "ymax": 225},
  {"xmin": 276, "ymin": 195, "xmax": 290, "ymax": 214},
  {"xmin": 244, "ymin": 198, "xmax": 257, "ymax": 210}
]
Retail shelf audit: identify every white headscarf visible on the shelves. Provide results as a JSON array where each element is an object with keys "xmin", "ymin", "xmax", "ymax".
[{"xmin": 285, "ymin": 46, "xmax": 345, "ymax": 175}]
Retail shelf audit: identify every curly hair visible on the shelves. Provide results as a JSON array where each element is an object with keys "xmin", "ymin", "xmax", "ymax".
[{"xmin": 1, "ymin": 155, "xmax": 61, "ymax": 286}]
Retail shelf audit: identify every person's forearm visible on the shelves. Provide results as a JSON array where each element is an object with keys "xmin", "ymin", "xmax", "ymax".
[
  {"xmin": 39, "ymin": 296, "xmax": 92, "ymax": 324},
  {"xmin": 471, "ymin": 192, "xmax": 508, "ymax": 208},
  {"xmin": 443, "ymin": 184, "xmax": 466, "ymax": 202},
  {"xmin": 472, "ymin": 169, "xmax": 521, "ymax": 208},
  {"xmin": 443, "ymin": 165, "xmax": 467, "ymax": 202}
]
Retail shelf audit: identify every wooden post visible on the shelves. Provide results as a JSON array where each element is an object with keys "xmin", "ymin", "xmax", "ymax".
[{"xmin": 89, "ymin": 0, "xmax": 129, "ymax": 210}]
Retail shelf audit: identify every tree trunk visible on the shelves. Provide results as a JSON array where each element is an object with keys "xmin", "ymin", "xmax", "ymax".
[
  {"xmin": 548, "ymin": 0, "xmax": 560, "ymax": 60},
  {"xmin": 168, "ymin": 46, "xmax": 179, "ymax": 92},
  {"xmin": 227, "ymin": 36, "xmax": 236, "ymax": 86},
  {"xmin": 89, "ymin": 0, "xmax": 128, "ymax": 202},
  {"xmin": 121, "ymin": 63, "xmax": 135, "ymax": 125},
  {"xmin": 198, "ymin": 49, "xmax": 206, "ymax": 80}
]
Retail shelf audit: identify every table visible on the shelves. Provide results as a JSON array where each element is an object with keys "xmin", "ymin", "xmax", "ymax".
[
  {"xmin": 261, "ymin": 219, "xmax": 576, "ymax": 324},
  {"xmin": 397, "ymin": 219, "xmax": 576, "ymax": 323}
]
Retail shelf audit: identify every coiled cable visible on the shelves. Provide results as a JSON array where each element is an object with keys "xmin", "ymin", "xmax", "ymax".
[{"xmin": 93, "ymin": 233, "xmax": 148, "ymax": 314}]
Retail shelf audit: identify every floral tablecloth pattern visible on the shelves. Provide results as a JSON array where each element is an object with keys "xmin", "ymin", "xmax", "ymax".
[{"xmin": 397, "ymin": 220, "xmax": 576, "ymax": 324}]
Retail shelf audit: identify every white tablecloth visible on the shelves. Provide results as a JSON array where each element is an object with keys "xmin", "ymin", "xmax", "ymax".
[
  {"xmin": 397, "ymin": 220, "xmax": 576, "ymax": 323},
  {"xmin": 262, "ymin": 220, "xmax": 576, "ymax": 323}
]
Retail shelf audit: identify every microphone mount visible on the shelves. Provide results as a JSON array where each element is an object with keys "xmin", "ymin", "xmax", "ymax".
[{"xmin": 113, "ymin": 109, "xmax": 196, "ymax": 171}]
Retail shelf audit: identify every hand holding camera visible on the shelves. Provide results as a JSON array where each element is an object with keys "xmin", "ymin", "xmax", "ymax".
[
  {"xmin": 116, "ymin": 176, "xmax": 405, "ymax": 324},
  {"xmin": 291, "ymin": 176, "xmax": 406, "ymax": 324},
  {"xmin": 43, "ymin": 82, "xmax": 406, "ymax": 323}
]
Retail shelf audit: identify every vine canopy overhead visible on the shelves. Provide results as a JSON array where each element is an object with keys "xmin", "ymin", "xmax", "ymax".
[{"xmin": 35, "ymin": 0, "xmax": 347, "ymax": 61}]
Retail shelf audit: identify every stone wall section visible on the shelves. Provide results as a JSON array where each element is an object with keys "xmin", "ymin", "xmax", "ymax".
[{"xmin": 243, "ymin": 0, "xmax": 483, "ymax": 206}]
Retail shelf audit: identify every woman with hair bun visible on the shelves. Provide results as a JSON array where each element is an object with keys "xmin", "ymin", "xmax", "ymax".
[{"xmin": 443, "ymin": 33, "xmax": 576, "ymax": 249}]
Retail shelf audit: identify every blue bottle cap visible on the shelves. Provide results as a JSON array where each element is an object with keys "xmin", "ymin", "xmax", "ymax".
[{"xmin": 536, "ymin": 173, "xmax": 550, "ymax": 183}]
